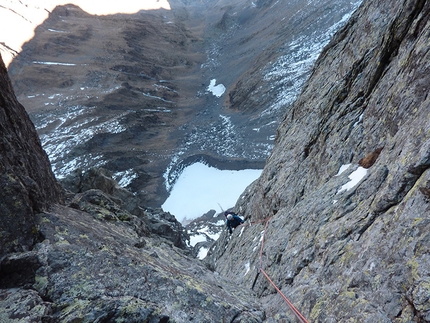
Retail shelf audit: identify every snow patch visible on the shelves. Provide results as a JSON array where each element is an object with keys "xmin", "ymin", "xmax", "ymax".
[
  {"xmin": 207, "ymin": 79, "xmax": 226, "ymax": 97},
  {"xmin": 48, "ymin": 28, "xmax": 68, "ymax": 33},
  {"xmin": 337, "ymin": 166, "xmax": 368, "ymax": 193},
  {"xmin": 353, "ymin": 113, "xmax": 364, "ymax": 128},
  {"xmin": 34, "ymin": 105, "xmax": 130, "ymax": 179},
  {"xmin": 244, "ymin": 262, "xmax": 250, "ymax": 276},
  {"xmin": 162, "ymin": 162, "xmax": 262, "ymax": 223},
  {"xmin": 113, "ymin": 169, "xmax": 138, "ymax": 187},
  {"xmin": 189, "ymin": 234, "xmax": 207, "ymax": 247},
  {"xmin": 197, "ymin": 247, "xmax": 209, "ymax": 260},
  {"xmin": 33, "ymin": 61, "xmax": 78, "ymax": 66},
  {"xmin": 336, "ymin": 164, "xmax": 351, "ymax": 176}
]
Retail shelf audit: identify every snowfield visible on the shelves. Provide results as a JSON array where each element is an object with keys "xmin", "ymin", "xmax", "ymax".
[{"xmin": 162, "ymin": 162, "xmax": 262, "ymax": 223}]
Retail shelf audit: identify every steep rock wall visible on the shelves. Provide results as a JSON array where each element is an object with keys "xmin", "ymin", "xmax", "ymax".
[
  {"xmin": 209, "ymin": 0, "xmax": 430, "ymax": 321},
  {"xmin": 0, "ymin": 54, "xmax": 61, "ymax": 256}
]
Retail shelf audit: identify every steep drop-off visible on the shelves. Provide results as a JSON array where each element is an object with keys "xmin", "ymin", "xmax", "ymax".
[
  {"xmin": 2, "ymin": 0, "xmax": 429, "ymax": 321},
  {"xmin": 208, "ymin": 0, "xmax": 430, "ymax": 321}
]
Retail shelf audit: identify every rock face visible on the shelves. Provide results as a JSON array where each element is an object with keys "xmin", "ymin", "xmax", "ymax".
[
  {"xmin": 0, "ymin": 203, "xmax": 266, "ymax": 322},
  {"xmin": 0, "ymin": 54, "xmax": 61, "ymax": 255},
  {"xmin": 6, "ymin": 0, "xmax": 361, "ymax": 208},
  {"xmin": 18, "ymin": 205, "xmax": 266, "ymax": 322},
  {"xmin": 209, "ymin": 0, "xmax": 430, "ymax": 321}
]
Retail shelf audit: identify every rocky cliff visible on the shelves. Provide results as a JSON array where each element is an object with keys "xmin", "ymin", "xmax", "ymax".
[
  {"xmin": 208, "ymin": 0, "xmax": 430, "ymax": 321},
  {"xmin": 2, "ymin": 0, "xmax": 430, "ymax": 322},
  {"xmin": 0, "ymin": 55, "xmax": 61, "ymax": 256}
]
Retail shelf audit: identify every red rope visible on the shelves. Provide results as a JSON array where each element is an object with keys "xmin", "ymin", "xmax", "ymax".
[
  {"xmin": 257, "ymin": 217, "xmax": 309, "ymax": 323},
  {"xmin": 260, "ymin": 269, "xmax": 309, "ymax": 323}
]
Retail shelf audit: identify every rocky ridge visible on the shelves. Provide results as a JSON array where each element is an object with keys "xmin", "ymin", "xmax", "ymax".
[
  {"xmin": 208, "ymin": 0, "xmax": 430, "ymax": 321},
  {"xmin": 0, "ymin": 55, "xmax": 61, "ymax": 256}
]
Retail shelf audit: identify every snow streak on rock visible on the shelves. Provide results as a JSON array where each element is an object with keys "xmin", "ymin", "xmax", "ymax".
[
  {"xmin": 261, "ymin": 1, "xmax": 362, "ymax": 118},
  {"xmin": 33, "ymin": 105, "xmax": 129, "ymax": 179}
]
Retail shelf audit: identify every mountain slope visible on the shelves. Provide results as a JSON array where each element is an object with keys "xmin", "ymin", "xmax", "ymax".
[
  {"xmin": 208, "ymin": 0, "xmax": 430, "ymax": 321},
  {"xmin": 7, "ymin": 0, "xmax": 362, "ymax": 209}
]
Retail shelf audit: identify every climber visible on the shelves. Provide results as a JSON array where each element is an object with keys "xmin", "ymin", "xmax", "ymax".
[{"xmin": 225, "ymin": 211, "xmax": 244, "ymax": 234}]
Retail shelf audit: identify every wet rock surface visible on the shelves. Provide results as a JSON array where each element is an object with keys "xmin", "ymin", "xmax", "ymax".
[{"xmin": 209, "ymin": 0, "xmax": 430, "ymax": 321}]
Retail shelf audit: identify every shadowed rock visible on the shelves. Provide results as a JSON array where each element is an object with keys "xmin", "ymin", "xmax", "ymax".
[{"xmin": 0, "ymin": 53, "xmax": 61, "ymax": 256}]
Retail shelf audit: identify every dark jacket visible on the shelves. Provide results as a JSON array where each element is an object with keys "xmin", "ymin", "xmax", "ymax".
[{"xmin": 226, "ymin": 213, "xmax": 244, "ymax": 233}]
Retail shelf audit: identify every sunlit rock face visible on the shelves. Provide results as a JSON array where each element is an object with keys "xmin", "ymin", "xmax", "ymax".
[
  {"xmin": 208, "ymin": 0, "xmax": 430, "ymax": 321},
  {"xmin": 6, "ymin": 0, "xmax": 362, "ymax": 208}
]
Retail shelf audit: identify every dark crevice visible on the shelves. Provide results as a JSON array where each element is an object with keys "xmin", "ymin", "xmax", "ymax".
[
  {"xmin": 0, "ymin": 252, "xmax": 42, "ymax": 289},
  {"xmin": 365, "ymin": 0, "xmax": 427, "ymax": 98},
  {"xmin": 251, "ymin": 272, "xmax": 260, "ymax": 290},
  {"xmin": 230, "ymin": 312, "xmax": 241, "ymax": 323},
  {"xmin": 356, "ymin": 212, "xmax": 378, "ymax": 241},
  {"xmin": 404, "ymin": 294, "xmax": 422, "ymax": 322},
  {"xmin": 157, "ymin": 316, "xmax": 170, "ymax": 323},
  {"xmin": 374, "ymin": 169, "xmax": 425, "ymax": 215}
]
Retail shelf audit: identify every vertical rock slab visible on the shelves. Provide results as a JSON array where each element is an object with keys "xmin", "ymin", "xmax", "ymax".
[
  {"xmin": 210, "ymin": 0, "xmax": 430, "ymax": 321},
  {"xmin": 0, "ymin": 54, "xmax": 61, "ymax": 256}
]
